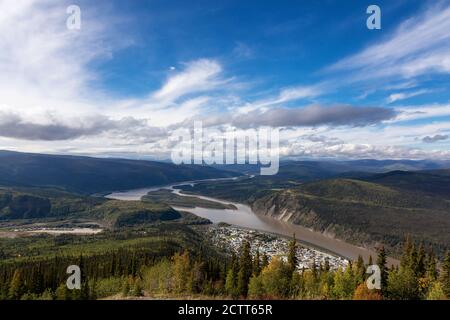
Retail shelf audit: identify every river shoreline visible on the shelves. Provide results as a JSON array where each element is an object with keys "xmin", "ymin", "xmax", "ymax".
[{"xmin": 106, "ymin": 178, "xmax": 399, "ymax": 266}]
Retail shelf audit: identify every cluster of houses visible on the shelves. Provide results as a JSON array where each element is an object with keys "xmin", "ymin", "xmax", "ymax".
[{"xmin": 209, "ymin": 225, "xmax": 348, "ymax": 271}]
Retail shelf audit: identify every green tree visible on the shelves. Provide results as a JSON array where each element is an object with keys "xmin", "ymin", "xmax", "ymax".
[
  {"xmin": 253, "ymin": 250, "xmax": 261, "ymax": 276},
  {"xmin": 237, "ymin": 241, "xmax": 252, "ymax": 297},
  {"xmin": 332, "ymin": 267, "xmax": 345, "ymax": 299},
  {"xmin": 355, "ymin": 255, "xmax": 365, "ymax": 283},
  {"xmin": 440, "ymin": 251, "xmax": 450, "ymax": 298},
  {"xmin": 121, "ymin": 277, "xmax": 131, "ymax": 297},
  {"xmin": 248, "ymin": 274, "xmax": 265, "ymax": 298},
  {"xmin": 287, "ymin": 235, "xmax": 298, "ymax": 274},
  {"xmin": 387, "ymin": 267, "xmax": 419, "ymax": 300},
  {"xmin": 55, "ymin": 283, "xmax": 73, "ymax": 300},
  {"xmin": 260, "ymin": 257, "xmax": 291, "ymax": 298},
  {"xmin": 225, "ymin": 254, "xmax": 239, "ymax": 298},
  {"xmin": 8, "ymin": 270, "xmax": 25, "ymax": 300},
  {"xmin": 426, "ymin": 281, "xmax": 447, "ymax": 300},
  {"xmin": 261, "ymin": 253, "xmax": 269, "ymax": 269},
  {"xmin": 172, "ymin": 251, "xmax": 193, "ymax": 294},
  {"xmin": 426, "ymin": 246, "xmax": 438, "ymax": 281},
  {"xmin": 415, "ymin": 243, "xmax": 426, "ymax": 278},
  {"xmin": 376, "ymin": 246, "xmax": 388, "ymax": 295}
]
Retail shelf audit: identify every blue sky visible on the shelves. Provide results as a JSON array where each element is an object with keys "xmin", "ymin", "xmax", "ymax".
[{"xmin": 0, "ymin": 0, "xmax": 449, "ymax": 160}]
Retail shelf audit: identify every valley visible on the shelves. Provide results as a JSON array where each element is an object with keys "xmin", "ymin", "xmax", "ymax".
[{"xmin": 0, "ymin": 151, "xmax": 448, "ymax": 300}]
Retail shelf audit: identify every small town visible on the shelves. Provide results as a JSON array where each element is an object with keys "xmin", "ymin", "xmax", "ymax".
[{"xmin": 208, "ymin": 225, "xmax": 349, "ymax": 271}]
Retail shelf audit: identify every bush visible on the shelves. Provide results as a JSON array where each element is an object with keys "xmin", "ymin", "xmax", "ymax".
[{"xmin": 95, "ymin": 277, "xmax": 124, "ymax": 298}]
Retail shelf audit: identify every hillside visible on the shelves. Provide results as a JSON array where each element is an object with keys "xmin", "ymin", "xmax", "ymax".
[
  {"xmin": 0, "ymin": 186, "xmax": 208, "ymax": 228},
  {"xmin": 251, "ymin": 179, "xmax": 450, "ymax": 255},
  {"xmin": 0, "ymin": 150, "xmax": 238, "ymax": 194},
  {"xmin": 362, "ymin": 170, "xmax": 450, "ymax": 199}
]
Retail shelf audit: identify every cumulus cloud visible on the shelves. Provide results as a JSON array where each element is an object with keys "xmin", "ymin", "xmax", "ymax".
[
  {"xmin": 225, "ymin": 105, "xmax": 395, "ymax": 128},
  {"xmin": 422, "ymin": 134, "xmax": 448, "ymax": 143},
  {"xmin": 0, "ymin": 1, "xmax": 448, "ymax": 161},
  {"xmin": 282, "ymin": 141, "xmax": 450, "ymax": 160},
  {"xmin": 0, "ymin": 111, "xmax": 166, "ymax": 141}
]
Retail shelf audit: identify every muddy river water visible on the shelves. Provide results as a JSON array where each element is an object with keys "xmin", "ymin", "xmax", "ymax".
[{"xmin": 106, "ymin": 179, "xmax": 398, "ymax": 266}]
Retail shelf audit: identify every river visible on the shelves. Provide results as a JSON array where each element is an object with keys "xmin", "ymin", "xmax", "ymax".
[{"xmin": 106, "ymin": 179, "xmax": 398, "ymax": 266}]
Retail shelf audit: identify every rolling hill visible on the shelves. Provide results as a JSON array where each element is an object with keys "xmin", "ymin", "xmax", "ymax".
[
  {"xmin": 251, "ymin": 178, "xmax": 450, "ymax": 255},
  {"xmin": 0, "ymin": 150, "xmax": 238, "ymax": 194}
]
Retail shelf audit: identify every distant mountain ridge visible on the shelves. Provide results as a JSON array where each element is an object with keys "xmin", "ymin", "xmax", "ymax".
[{"xmin": 0, "ymin": 150, "xmax": 239, "ymax": 195}]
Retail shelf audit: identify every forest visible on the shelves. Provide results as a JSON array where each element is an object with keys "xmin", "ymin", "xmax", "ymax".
[{"xmin": 1, "ymin": 235, "xmax": 449, "ymax": 300}]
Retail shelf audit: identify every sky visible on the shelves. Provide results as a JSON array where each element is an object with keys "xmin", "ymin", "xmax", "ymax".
[{"xmin": 0, "ymin": 0, "xmax": 450, "ymax": 160}]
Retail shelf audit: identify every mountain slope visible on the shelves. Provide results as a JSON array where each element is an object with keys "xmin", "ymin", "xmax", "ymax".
[
  {"xmin": 250, "ymin": 179, "xmax": 450, "ymax": 255},
  {"xmin": 363, "ymin": 170, "xmax": 450, "ymax": 199},
  {"xmin": 0, "ymin": 150, "xmax": 238, "ymax": 194}
]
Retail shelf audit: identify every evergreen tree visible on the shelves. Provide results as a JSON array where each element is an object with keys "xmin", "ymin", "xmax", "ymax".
[
  {"xmin": 376, "ymin": 246, "xmax": 388, "ymax": 295},
  {"xmin": 225, "ymin": 253, "xmax": 239, "ymax": 298},
  {"xmin": 387, "ymin": 267, "xmax": 419, "ymax": 300},
  {"xmin": 261, "ymin": 253, "xmax": 269, "ymax": 269},
  {"xmin": 287, "ymin": 235, "xmax": 297, "ymax": 274},
  {"xmin": 310, "ymin": 259, "xmax": 317, "ymax": 279},
  {"xmin": 401, "ymin": 235, "xmax": 413, "ymax": 268},
  {"xmin": 324, "ymin": 258, "xmax": 330, "ymax": 272},
  {"xmin": 237, "ymin": 241, "xmax": 252, "ymax": 297},
  {"xmin": 355, "ymin": 255, "xmax": 365, "ymax": 283},
  {"xmin": 415, "ymin": 243, "xmax": 426, "ymax": 278},
  {"xmin": 253, "ymin": 250, "xmax": 261, "ymax": 276},
  {"xmin": 426, "ymin": 246, "xmax": 438, "ymax": 281}
]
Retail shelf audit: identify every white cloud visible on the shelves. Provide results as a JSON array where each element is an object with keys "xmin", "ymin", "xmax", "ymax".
[
  {"xmin": 387, "ymin": 89, "xmax": 432, "ymax": 103},
  {"xmin": 0, "ymin": 1, "xmax": 449, "ymax": 161},
  {"xmin": 328, "ymin": 3, "xmax": 450, "ymax": 81},
  {"xmin": 235, "ymin": 85, "xmax": 321, "ymax": 114},
  {"xmin": 393, "ymin": 104, "xmax": 450, "ymax": 122},
  {"xmin": 152, "ymin": 59, "xmax": 223, "ymax": 103}
]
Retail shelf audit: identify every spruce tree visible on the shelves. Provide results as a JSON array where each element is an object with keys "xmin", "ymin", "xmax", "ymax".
[
  {"xmin": 426, "ymin": 246, "xmax": 438, "ymax": 281},
  {"xmin": 324, "ymin": 258, "xmax": 330, "ymax": 272},
  {"xmin": 415, "ymin": 243, "xmax": 426, "ymax": 278},
  {"xmin": 376, "ymin": 246, "xmax": 388, "ymax": 295},
  {"xmin": 261, "ymin": 253, "xmax": 269, "ymax": 269},
  {"xmin": 237, "ymin": 241, "xmax": 252, "ymax": 297},
  {"xmin": 253, "ymin": 249, "xmax": 261, "ymax": 276},
  {"xmin": 287, "ymin": 235, "xmax": 298, "ymax": 274},
  {"xmin": 355, "ymin": 255, "xmax": 365, "ymax": 283},
  {"xmin": 401, "ymin": 235, "xmax": 413, "ymax": 268},
  {"xmin": 225, "ymin": 253, "xmax": 239, "ymax": 298}
]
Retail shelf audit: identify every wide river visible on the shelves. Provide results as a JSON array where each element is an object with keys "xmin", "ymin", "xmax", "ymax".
[{"xmin": 106, "ymin": 179, "xmax": 398, "ymax": 266}]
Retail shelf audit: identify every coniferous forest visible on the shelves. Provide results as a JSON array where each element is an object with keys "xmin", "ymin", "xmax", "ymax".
[{"xmin": 1, "ymin": 233, "xmax": 449, "ymax": 300}]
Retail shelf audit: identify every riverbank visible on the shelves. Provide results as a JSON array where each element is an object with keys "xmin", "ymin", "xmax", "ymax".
[{"xmin": 106, "ymin": 179, "xmax": 399, "ymax": 266}]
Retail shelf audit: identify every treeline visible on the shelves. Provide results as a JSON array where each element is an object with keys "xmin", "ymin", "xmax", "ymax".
[
  {"xmin": 0, "ymin": 236, "xmax": 449, "ymax": 300},
  {"xmin": 138, "ymin": 237, "xmax": 450, "ymax": 300},
  {"xmin": 0, "ymin": 240, "xmax": 223, "ymax": 300}
]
